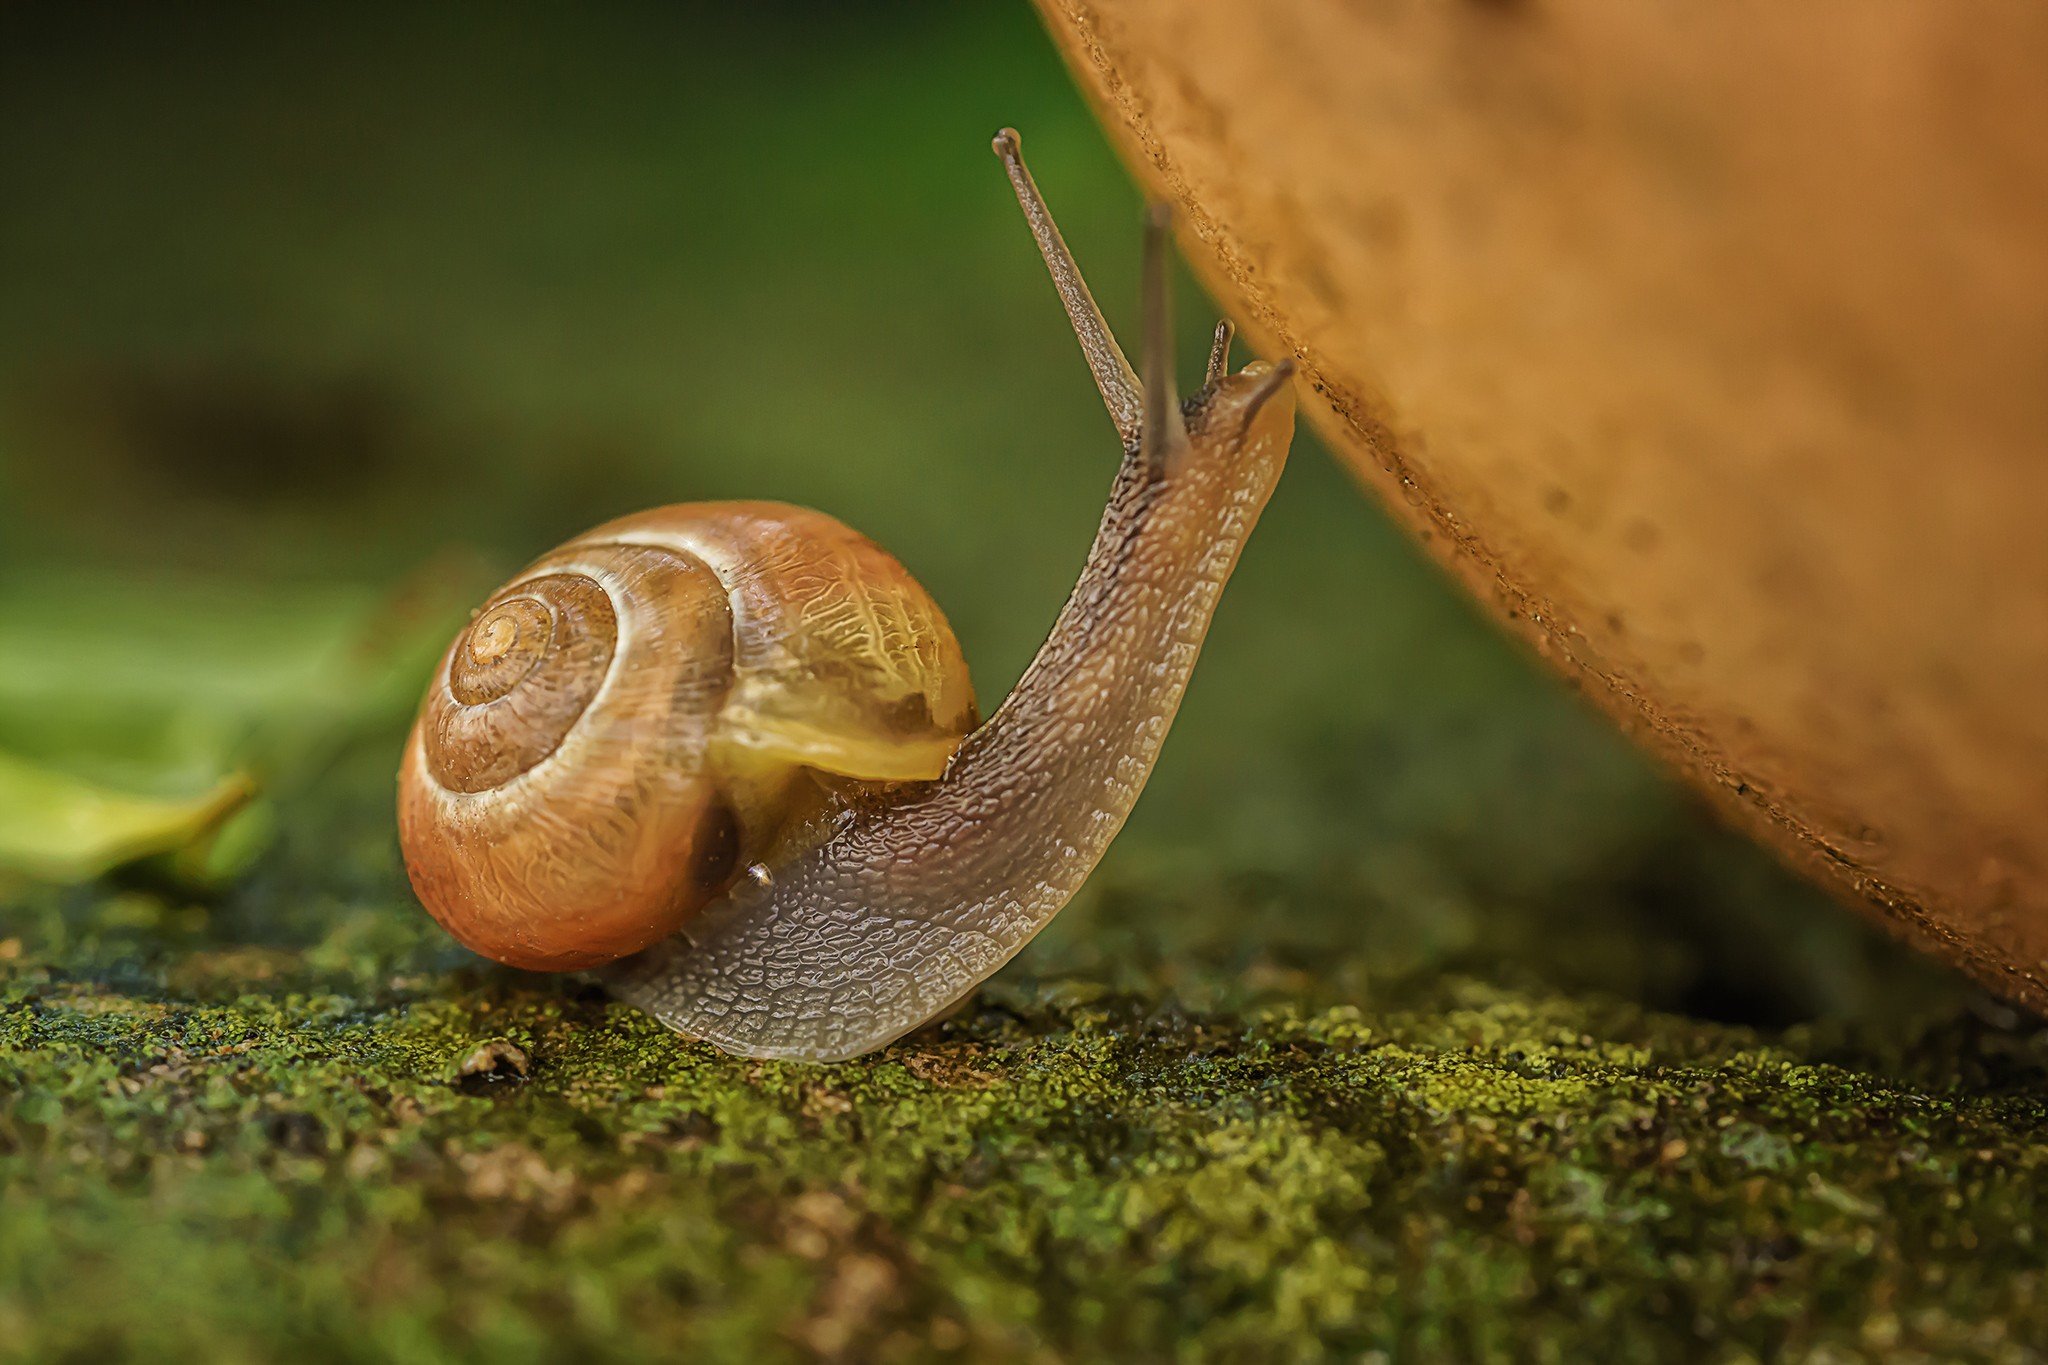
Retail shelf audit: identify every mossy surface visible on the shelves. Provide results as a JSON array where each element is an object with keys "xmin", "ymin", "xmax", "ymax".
[{"xmin": 6, "ymin": 759, "xmax": 2048, "ymax": 1365}]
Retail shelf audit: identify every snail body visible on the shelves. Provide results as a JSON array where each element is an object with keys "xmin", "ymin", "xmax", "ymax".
[{"xmin": 399, "ymin": 130, "xmax": 1296, "ymax": 1060}]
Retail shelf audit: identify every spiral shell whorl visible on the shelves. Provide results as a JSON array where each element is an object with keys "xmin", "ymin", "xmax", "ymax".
[
  {"xmin": 429, "ymin": 576, "xmax": 618, "ymax": 793},
  {"xmin": 402, "ymin": 543, "xmax": 739, "ymax": 970}
]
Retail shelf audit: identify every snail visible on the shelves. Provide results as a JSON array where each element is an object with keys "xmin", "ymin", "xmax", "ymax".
[{"xmin": 398, "ymin": 129, "xmax": 1297, "ymax": 1061}]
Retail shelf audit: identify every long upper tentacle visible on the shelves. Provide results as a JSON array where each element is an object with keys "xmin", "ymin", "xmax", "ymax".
[{"xmin": 993, "ymin": 129, "xmax": 1144, "ymax": 446}]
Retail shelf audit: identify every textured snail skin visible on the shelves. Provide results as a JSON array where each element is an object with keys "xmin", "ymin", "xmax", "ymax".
[
  {"xmin": 398, "ymin": 503, "xmax": 977, "ymax": 971},
  {"xmin": 608, "ymin": 367, "xmax": 1296, "ymax": 1059}
]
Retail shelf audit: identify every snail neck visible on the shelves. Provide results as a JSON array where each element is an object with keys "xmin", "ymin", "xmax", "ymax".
[{"xmin": 957, "ymin": 425, "xmax": 1285, "ymax": 827}]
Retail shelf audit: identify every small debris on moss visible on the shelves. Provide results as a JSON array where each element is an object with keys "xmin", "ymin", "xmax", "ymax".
[{"xmin": 455, "ymin": 1037, "xmax": 531, "ymax": 1088}]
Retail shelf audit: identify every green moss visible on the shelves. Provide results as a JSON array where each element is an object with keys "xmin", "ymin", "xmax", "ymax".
[
  {"xmin": 6, "ymin": 867, "xmax": 2048, "ymax": 1365},
  {"xmin": 1, "ymin": 757, "xmax": 2035, "ymax": 1364}
]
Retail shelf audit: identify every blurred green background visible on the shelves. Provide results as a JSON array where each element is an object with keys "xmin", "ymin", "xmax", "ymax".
[{"xmin": 0, "ymin": 0, "xmax": 1930, "ymax": 1019}]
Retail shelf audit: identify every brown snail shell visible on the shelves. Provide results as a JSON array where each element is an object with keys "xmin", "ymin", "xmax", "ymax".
[{"xmin": 398, "ymin": 501, "xmax": 976, "ymax": 971}]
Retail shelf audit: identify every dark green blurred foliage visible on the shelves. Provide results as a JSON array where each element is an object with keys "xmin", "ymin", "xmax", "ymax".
[{"xmin": 4, "ymin": 6, "xmax": 2042, "ymax": 1363}]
